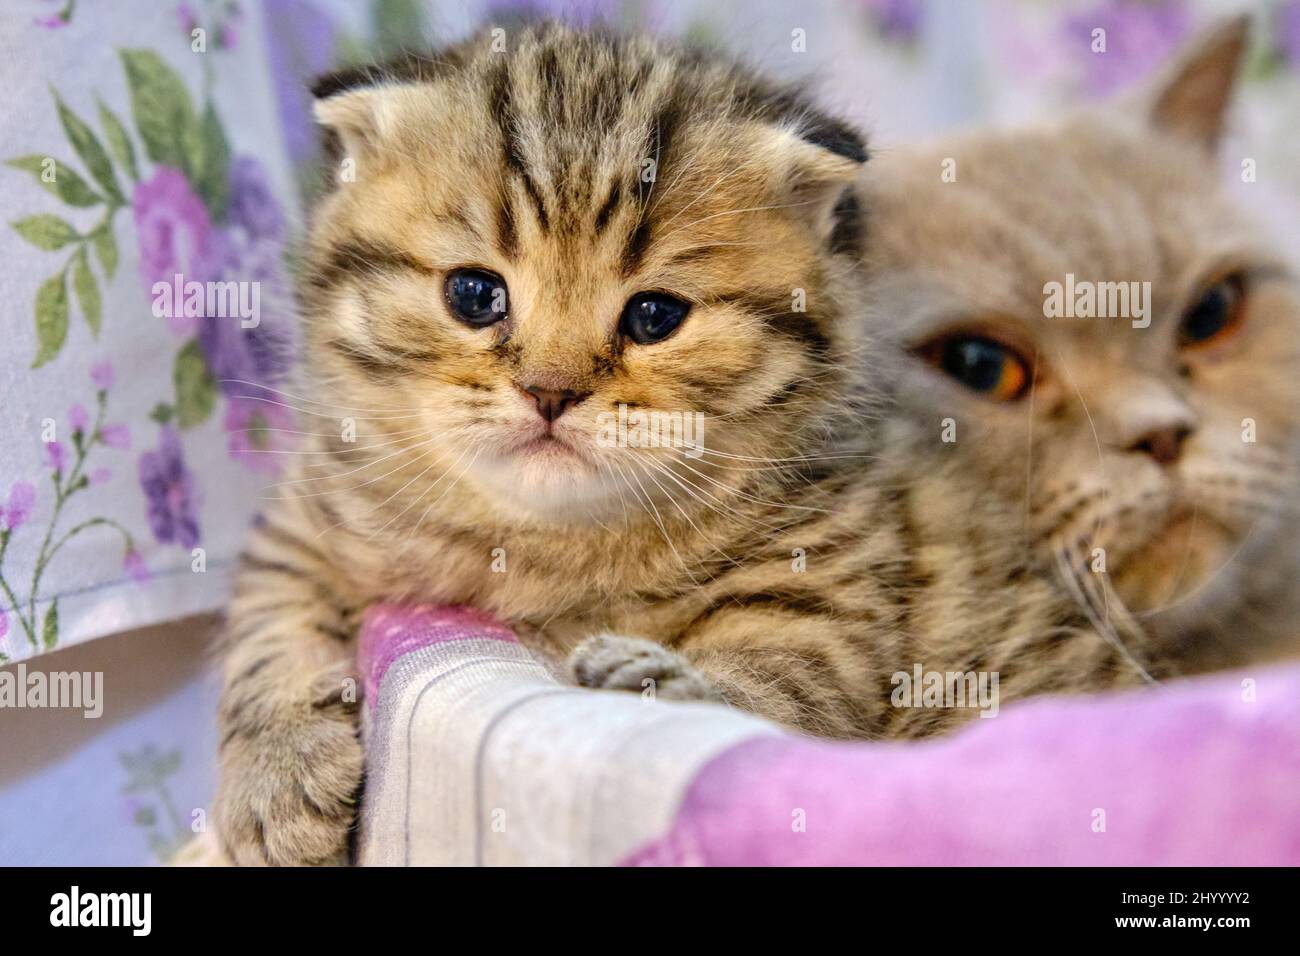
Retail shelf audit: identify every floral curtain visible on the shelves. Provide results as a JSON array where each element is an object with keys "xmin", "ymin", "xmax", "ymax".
[
  {"xmin": 1, "ymin": 0, "xmax": 297, "ymax": 664},
  {"xmin": 0, "ymin": 0, "xmax": 1296, "ymax": 865}
]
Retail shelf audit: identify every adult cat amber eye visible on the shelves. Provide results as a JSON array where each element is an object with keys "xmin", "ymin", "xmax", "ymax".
[
  {"xmin": 920, "ymin": 334, "xmax": 1031, "ymax": 401},
  {"xmin": 1179, "ymin": 274, "xmax": 1246, "ymax": 349}
]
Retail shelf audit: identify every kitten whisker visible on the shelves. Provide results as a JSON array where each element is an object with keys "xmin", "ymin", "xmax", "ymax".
[
  {"xmin": 225, "ymin": 424, "xmax": 429, "ymax": 441},
  {"xmin": 644, "ymin": 135, "xmax": 713, "ymax": 217},
  {"xmin": 657, "ymin": 449, "xmax": 836, "ymax": 515},
  {"xmin": 218, "ymin": 379, "xmax": 423, "ymax": 413},
  {"xmin": 225, "ymin": 392, "xmax": 427, "ymax": 422},
  {"xmin": 636, "ymin": 454, "xmax": 781, "ymax": 566},
  {"xmin": 656, "ymin": 463, "xmax": 794, "ymax": 541},
  {"xmin": 656, "ymin": 197, "xmax": 819, "ymax": 247},
  {"xmin": 261, "ymin": 435, "xmax": 439, "ymax": 493},
  {"xmin": 635, "ymin": 458, "xmax": 743, "ymax": 578},
  {"xmin": 367, "ymin": 445, "xmax": 477, "ymax": 542},
  {"xmin": 652, "ymin": 163, "xmax": 747, "ymax": 236},
  {"xmin": 233, "ymin": 435, "xmax": 426, "ymax": 459},
  {"xmin": 595, "ymin": 458, "xmax": 635, "ymax": 531},
  {"xmin": 611, "ymin": 460, "xmax": 700, "ymax": 584},
  {"xmin": 308, "ymin": 450, "xmax": 444, "ymax": 542},
  {"xmin": 409, "ymin": 447, "xmax": 484, "ymax": 541}
]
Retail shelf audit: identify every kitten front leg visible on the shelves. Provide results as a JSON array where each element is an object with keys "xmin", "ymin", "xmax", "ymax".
[
  {"xmin": 214, "ymin": 499, "xmax": 365, "ymax": 866},
  {"xmin": 570, "ymin": 634, "xmax": 724, "ymax": 702},
  {"xmin": 569, "ymin": 614, "xmax": 878, "ymax": 738}
]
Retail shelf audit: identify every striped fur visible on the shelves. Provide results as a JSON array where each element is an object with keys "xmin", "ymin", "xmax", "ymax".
[{"xmin": 208, "ymin": 23, "xmax": 1272, "ymax": 866}]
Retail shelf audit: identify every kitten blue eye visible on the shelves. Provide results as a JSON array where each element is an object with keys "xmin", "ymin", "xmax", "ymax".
[
  {"xmin": 1180, "ymin": 274, "xmax": 1245, "ymax": 348},
  {"xmin": 445, "ymin": 268, "xmax": 508, "ymax": 326},
  {"xmin": 924, "ymin": 334, "xmax": 1030, "ymax": 402},
  {"xmin": 621, "ymin": 292, "xmax": 691, "ymax": 345}
]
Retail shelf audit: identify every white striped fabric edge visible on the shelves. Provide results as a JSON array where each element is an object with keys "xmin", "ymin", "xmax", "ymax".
[{"xmin": 358, "ymin": 636, "xmax": 777, "ymax": 866}]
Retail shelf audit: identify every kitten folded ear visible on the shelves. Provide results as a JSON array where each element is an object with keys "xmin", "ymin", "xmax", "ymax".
[
  {"xmin": 311, "ymin": 60, "xmax": 439, "ymax": 168},
  {"xmin": 752, "ymin": 116, "xmax": 868, "ymax": 254},
  {"xmin": 1145, "ymin": 14, "xmax": 1251, "ymax": 152},
  {"xmin": 313, "ymin": 87, "xmax": 387, "ymax": 165}
]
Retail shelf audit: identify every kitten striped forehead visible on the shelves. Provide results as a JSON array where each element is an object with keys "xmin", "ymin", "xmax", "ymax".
[{"xmin": 310, "ymin": 23, "xmax": 868, "ymax": 260}]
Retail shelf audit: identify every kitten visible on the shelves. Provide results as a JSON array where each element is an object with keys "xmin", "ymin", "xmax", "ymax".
[
  {"xmin": 217, "ymin": 22, "xmax": 880, "ymax": 865},
  {"xmin": 212, "ymin": 20, "xmax": 1285, "ymax": 867},
  {"xmin": 857, "ymin": 15, "xmax": 1300, "ymax": 676}
]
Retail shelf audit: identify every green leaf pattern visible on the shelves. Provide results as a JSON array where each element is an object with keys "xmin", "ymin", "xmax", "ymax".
[{"xmin": 7, "ymin": 48, "xmax": 241, "ymax": 372}]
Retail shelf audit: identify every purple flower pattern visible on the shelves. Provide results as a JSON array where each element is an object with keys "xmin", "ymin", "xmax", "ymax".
[
  {"xmin": 0, "ymin": 365, "xmax": 136, "ymax": 655},
  {"xmin": 138, "ymin": 426, "xmax": 201, "ymax": 550}
]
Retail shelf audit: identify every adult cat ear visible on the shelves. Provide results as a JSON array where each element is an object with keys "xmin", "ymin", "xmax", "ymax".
[
  {"xmin": 1145, "ymin": 14, "xmax": 1251, "ymax": 153},
  {"xmin": 754, "ymin": 115, "xmax": 868, "ymax": 253}
]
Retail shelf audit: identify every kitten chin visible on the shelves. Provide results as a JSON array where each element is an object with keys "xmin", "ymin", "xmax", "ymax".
[{"xmin": 468, "ymin": 443, "xmax": 629, "ymax": 522}]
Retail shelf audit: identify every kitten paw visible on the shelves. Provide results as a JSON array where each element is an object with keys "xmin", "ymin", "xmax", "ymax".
[
  {"xmin": 569, "ymin": 633, "xmax": 724, "ymax": 703},
  {"xmin": 213, "ymin": 708, "xmax": 362, "ymax": 867}
]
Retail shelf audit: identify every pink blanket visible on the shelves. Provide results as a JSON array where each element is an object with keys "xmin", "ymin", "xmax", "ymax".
[{"xmin": 357, "ymin": 605, "xmax": 1300, "ymax": 866}]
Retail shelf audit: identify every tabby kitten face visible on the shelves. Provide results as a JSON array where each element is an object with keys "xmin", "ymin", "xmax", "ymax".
[
  {"xmin": 863, "ymin": 20, "xmax": 1300, "ymax": 621},
  {"xmin": 303, "ymin": 24, "xmax": 866, "ymax": 522}
]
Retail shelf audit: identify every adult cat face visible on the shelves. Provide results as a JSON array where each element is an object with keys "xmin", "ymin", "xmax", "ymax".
[
  {"xmin": 862, "ymin": 18, "xmax": 1300, "ymax": 625},
  {"xmin": 302, "ymin": 24, "xmax": 867, "ymax": 521}
]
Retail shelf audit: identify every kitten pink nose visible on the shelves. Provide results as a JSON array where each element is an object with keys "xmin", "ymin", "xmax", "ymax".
[
  {"xmin": 1128, "ymin": 425, "xmax": 1194, "ymax": 466},
  {"xmin": 519, "ymin": 384, "xmax": 588, "ymax": 423}
]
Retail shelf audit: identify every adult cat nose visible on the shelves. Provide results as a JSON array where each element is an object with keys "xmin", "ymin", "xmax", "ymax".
[
  {"xmin": 520, "ymin": 384, "xmax": 588, "ymax": 422},
  {"xmin": 1127, "ymin": 425, "xmax": 1194, "ymax": 465}
]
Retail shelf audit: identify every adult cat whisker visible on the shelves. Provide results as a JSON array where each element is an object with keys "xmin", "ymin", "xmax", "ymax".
[
  {"xmin": 1152, "ymin": 504, "xmax": 1203, "ymax": 616},
  {"xmin": 1054, "ymin": 545, "xmax": 1157, "ymax": 685},
  {"xmin": 1132, "ymin": 520, "xmax": 1263, "ymax": 620},
  {"xmin": 1051, "ymin": 344, "xmax": 1117, "ymax": 558},
  {"xmin": 1022, "ymin": 352, "xmax": 1042, "ymax": 553}
]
